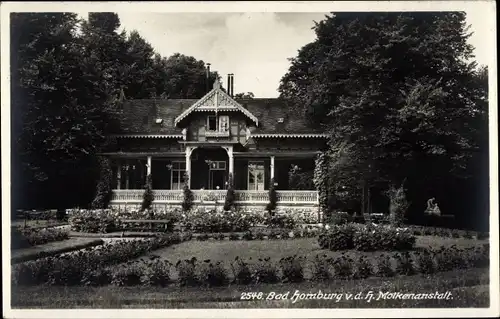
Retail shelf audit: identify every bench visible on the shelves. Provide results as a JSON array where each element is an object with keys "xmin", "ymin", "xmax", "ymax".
[{"xmin": 118, "ymin": 219, "xmax": 174, "ymax": 232}]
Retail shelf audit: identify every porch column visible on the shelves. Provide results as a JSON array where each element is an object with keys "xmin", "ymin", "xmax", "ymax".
[
  {"xmin": 222, "ymin": 145, "xmax": 234, "ymax": 178},
  {"xmin": 147, "ymin": 156, "xmax": 152, "ymax": 175},
  {"xmin": 185, "ymin": 146, "xmax": 194, "ymax": 188},
  {"xmin": 116, "ymin": 160, "xmax": 122, "ymax": 189},
  {"xmin": 270, "ymin": 156, "xmax": 275, "ymax": 179}
]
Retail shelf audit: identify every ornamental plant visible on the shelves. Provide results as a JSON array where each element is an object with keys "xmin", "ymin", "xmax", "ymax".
[
  {"xmin": 266, "ymin": 177, "xmax": 278, "ymax": 213},
  {"xmin": 91, "ymin": 156, "xmax": 113, "ymax": 209},
  {"xmin": 223, "ymin": 173, "xmax": 235, "ymax": 211},
  {"xmin": 141, "ymin": 174, "xmax": 154, "ymax": 211},
  {"xmin": 182, "ymin": 173, "xmax": 194, "ymax": 212},
  {"xmin": 230, "ymin": 256, "xmax": 253, "ymax": 285},
  {"xmin": 279, "ymin": 255, "xmax": 305, "ymax": 282}
]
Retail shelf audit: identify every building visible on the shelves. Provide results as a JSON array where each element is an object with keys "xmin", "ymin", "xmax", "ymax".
[{"xmin": 103, "ymin": 73, "xmax": 328, "ymax": 213}]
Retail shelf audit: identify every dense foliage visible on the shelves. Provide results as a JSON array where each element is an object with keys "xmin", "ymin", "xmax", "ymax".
[
  {"xmin": 12, "ymin": 227, "xmax": 70, "ymax": 248},
  {"xmin": 279, "ymin": 12, "xmax": 488, "ymax": 230},
  {"xmin": 266, "ymin": 178, "xmax": 278, "ymax": 212},
  {"xmin": 318, "ymin": 224, "xmax": 416, "ymax": 251},
  {"xmin": 182, "ymin": 174, "xmax": 194, "ymax": 212},
  {"xmin": 12, "ymin": 242, "xmax": 489, "ymax": 287},
  {"xmin": 11, "ymin": 233, "xmax": 188, "ymax": 286},
  {"xmin": 91, "ymin": 157, "xmax": 113, "ymax": 209},
  {"xmin": 11, "ymin": 13, "xmax": 222, "ymax": 211}
]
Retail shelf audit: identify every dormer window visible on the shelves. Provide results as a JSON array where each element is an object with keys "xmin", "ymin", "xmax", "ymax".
[
  {"xmin": 207, "ymin": 116, "xmax": 217, "ymax": 131},
  {"xmin": 219, "ymin": 115, "xmax": 229, "ymax": 132},
  {"xmin": 206, "ymin": 115, "xmax": 230, "ymax": 137}
]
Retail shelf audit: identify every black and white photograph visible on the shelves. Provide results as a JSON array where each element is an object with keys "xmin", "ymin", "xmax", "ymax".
[{"xmin": 1, "ymin": 1, "xmax": 498, "ymax": 318}]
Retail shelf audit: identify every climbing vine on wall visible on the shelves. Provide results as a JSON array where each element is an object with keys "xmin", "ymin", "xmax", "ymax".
[
  {"xmin": 314, "ymin": 152, "xmax": 329, "ymax": 213},
  {"xmin": 91, "ymin": 156, "xmax": 113, "ymax": 209}
]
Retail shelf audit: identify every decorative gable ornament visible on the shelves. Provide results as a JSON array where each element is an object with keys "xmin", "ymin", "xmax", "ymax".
[{"xmin": 174, "ymin": 79, "xmax": 258, "ymax": 126}]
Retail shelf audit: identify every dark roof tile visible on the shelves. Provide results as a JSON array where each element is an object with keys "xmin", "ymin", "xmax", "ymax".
[{"xmin": 119, "ymin": 98, "xmax": 322, "ymax": 134}]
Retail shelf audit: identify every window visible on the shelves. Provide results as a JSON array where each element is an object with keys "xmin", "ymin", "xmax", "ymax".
[
  {"xmin": 171, "ymin": 161, "xmax": 186, "ymax": 190},
  {"xmin": 219, "ymin": 115, "xmax": 229, "ymax": 132},
  {"xmin": 248, "ymin": 161, "xmax": 265, "ymax": 191},
  {"xmin": 207, "ymin": 116, "xmax": 217, "ymax": 131}
]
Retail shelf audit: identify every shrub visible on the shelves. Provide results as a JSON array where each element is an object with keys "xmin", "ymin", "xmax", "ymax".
[
  {"xmin": 176, "ymin": 258, "xmax": 200, "ymax": 286},
  {"xmin": 434, "ymin": 246, "xmax": 466, "ymax": 272},
  {"xmin": 111, "ymin": 261, "xmax": 144, "ymax": 286},
  {"xmin": 229, "ymin": 233, "xmax": 240, "ymax": 240},
  {"xmin": 311, "ymin": 254, "xmax": 332, "ymax": 280},
  {"xmin": 214, "ymin": 233, "xmax": 225, "ymax": 240},
  {"xmin": 266, "ymin": 178, "xmax": 278, "ymax": 213},
  {"xmin": 231, "ymin": 257, "xmax": 253, "ymax": 285},
  {"xmin": 279, "ymin": 255, "xmax": 305, "ymax": 283},
  {"xmin": 198, "ymin": 260, "xmax": 228, "ymax": 287},
  {"xmin": 376, "ymin": 254, "xmax": 395, "ymax": 277},
  {"xmin": 68, "ymin": 209, "xmax": 116, "ymax": 233},
  {"xmin": 223, "ymin": 173, "xmax": 235, "ymax": 211},
  {"xmin": 140, "ymin": 257, "xmax": 171, "ymax": 287},
  {"xmin": 325, "ymin": 211, "xmax": 353, "ymax": 225},
  {"xmin": 318, "ymin": 225, "xmax": 355, "ymax": 250},
  {"xmin": 265, "ymin": 214, "xmax": 296, "ymax": 229},
  {"xmin": 81, "ymin": 267, "xmax": 112, "ymax": 286},
  {"xmin": 414, "ymin": 249, "xmax": 435, "ymax": 274},
  {"xmin": 182, "ymin": 173, "xmax": 194, "ymax": 212},
  {"xmin": 196, "ymin": 233, "xmax": 210, "ymax": 241},
  {"xmin": 331, "ymin": 253, "xmax": 354, "ymax": 279},
  {"xmin": 254, "ymin": 230, "xmax": 265, "ymax": 240},
  {"xmin": 242, "ymin": 231, "xmax": 254, "ymax": 240},
  {"xmin": 353, "ymin": 255, "xmax": 373, "ymax": 279},
  {"xmin": 141, "ymin": 174, "xmax": 154, "ymax": 212},
  {"xmin": 353, "ymin": 224, "xmax": 416, "ymax": 251},
  {"xmin": 20, "ymin": 228, "xmax": 70, "ymax": 246},
  {"xmin": 11, "ymin": 227, "xmax": 32, "ymax": 250},
  {"xmin": 394, "ymin": 251, "xmax": 415, "ymax": 275},
  {"xmin": 91, "ymin": 157, "xmax": 113, "ymax": 209},
  {"xmin": 386, "ymin": 183, "xmax": 409, "ymax": 226},
  {"xmin": 252, "ymin": 257, "xmax": 279, "ymax": 284},
  {"xmin": 12, "ymin": 233, "xmax": 185, "ymax": 286}
]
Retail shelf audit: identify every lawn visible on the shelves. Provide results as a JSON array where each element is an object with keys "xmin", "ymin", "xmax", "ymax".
[
  {"xmin": 11, "ymin": 237, "xmax": 104, "ymax": 264},
  {"xmin": 143, "ymin": 235, "xmax": 485, "ymax": 265},
  {"xmin": 11, "ymin": 267, "xmax": 489, "ymax": 308},
  {"xmin": 11, "ymin": 220, "xmax": 68, "ymax": 229}
]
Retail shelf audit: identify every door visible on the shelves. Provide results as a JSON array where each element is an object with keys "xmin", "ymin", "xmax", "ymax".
[
  {"xmin": 248, "ymin": 161, "xmax": 265, "ymax": 190},
  {"xmin": 208, "ymin": 161, "xmax": 226, "ymax": 189}
]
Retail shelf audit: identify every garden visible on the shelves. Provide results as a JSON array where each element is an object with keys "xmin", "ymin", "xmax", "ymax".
[{"xmin": 10, "ymin": 206, "xmax": 491, "ymax": 308}]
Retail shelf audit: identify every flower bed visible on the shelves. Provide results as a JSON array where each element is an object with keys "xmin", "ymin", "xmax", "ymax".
[
  {"xmin": 318, "ymin": 224, "xmax": 416, "ymax": 251},
  {"xmin": 407, "ymin": 225, "xmax": 489, "ymax": 240},
  {"xmin": 12, "ymin": 227, "xmax": 70, "ymax": 249},
  {"xmin": 67, "ymin": 208, "xmax": 317, "ymax": 234},
  {"xmin": 16, "ymin": 242, "xmax": 488, "ymax": 287},
  {"xmin": 11, "ymin": 232, "xmax": 191, "ymax": 286}
]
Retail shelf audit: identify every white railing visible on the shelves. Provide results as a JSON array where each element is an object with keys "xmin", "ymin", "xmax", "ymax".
[{"xmin": 111, "ymin": 189, "xmax": 319, "ymax": 204}]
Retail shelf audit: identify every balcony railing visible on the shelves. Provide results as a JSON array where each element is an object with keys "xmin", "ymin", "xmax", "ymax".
[
  {"xmin": 110, "ymin": 189, "xmax": 319, "ymax": 205},
  {"xmin": 205, "ymin": 130, "xmax": 230, "ymax": 138}
]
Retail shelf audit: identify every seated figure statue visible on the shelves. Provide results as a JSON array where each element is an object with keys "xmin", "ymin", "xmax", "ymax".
[{"xmin": 425, "ymin": 197, "xmax": 441, "ymax": 215}]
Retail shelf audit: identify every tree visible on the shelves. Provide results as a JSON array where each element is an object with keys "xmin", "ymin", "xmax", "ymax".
[
  {"xmin": 91, "ymin": 157, "xmax": 113, "ymax": 209},
  {"xmin": 279, "ymin": 12, "xmax": 488, "ymax": 228},
  {"xmin": 234, "ymin": 92, "xmax": 255, "ymax": 99},
  {"xmin": 11, "ymin": 13, "xmax": 115, "ymax": 209},
  {"xmin": 159, "ymin": 53, "xmax": 221, "ymax": 99}
]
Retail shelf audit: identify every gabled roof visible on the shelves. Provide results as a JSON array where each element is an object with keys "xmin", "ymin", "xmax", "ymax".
[
  {"xmin": 174, "ymin": 80, "xmax": 259, "ymax": 126},
  {"xmin": 117, "ymin": 97, "xmax": 325, "ymax": 135}
]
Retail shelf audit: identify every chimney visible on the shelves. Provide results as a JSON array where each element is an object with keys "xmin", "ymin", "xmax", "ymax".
[
  {"xmin": 206, "ymin": 63, "xmax": 211, "ymax": 93},
  {"xmin": 227, "ymin": 74, "xmax": 231, "ymax": 95},
  {"xmin": 229, "ymin": 73, "xmax": 234, "ymax": 98}
]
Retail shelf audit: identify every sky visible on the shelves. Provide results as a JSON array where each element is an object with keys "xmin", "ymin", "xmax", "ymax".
[{"xmin": 81, "ymin": 11, "xmax": 491, "ymax": 98}]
